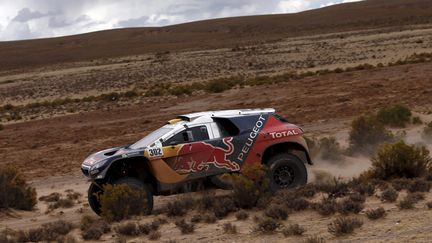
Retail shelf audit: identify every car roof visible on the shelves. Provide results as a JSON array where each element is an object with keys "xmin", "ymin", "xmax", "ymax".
[{"xmin": 178, "ymin": 108, "xmax": 275, "ymax": 122}]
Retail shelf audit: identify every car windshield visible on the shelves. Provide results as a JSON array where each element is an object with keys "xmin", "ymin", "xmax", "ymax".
[{"xmin": 129, "ymin": 127, "xmax": 172, "ymax": 149}]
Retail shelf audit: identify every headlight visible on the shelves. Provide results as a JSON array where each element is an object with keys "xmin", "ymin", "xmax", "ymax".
[{"xmin": 90, "ymin": 160, "xmax": 107, "ymax": 171}]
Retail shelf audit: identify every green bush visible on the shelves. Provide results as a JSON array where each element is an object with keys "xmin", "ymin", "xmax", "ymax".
[
  {"xmin": 349, "ymin": 114, "xmax": 393, "ymax": 153},
  {"xmin": 368, "ymin": 141, "xmax": 431, "ymax": 180},
  {"xmin": 0, "ymin": 166, "xmax": 37, "ymax": 210},
  {"xmin": 98, "ymin": 184, "xmax": 150, "ymax": 222},
  {"xmin": 229, "ymin": 164, "xmax": 268, "ymax": 209},
  {"xmin": 377, "ymin": 104, "xmax": 412, "ymax": 127}
]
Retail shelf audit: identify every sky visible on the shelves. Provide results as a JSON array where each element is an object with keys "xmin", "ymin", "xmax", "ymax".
[{"xmin": 0, "ymin": 0, "xmax": 361, "ymax": 41}]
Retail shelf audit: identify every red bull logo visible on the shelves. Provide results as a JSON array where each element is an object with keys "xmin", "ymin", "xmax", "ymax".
[{"xmin": 173, "ymin": 137, "xmax": 240, "ymax": 173}]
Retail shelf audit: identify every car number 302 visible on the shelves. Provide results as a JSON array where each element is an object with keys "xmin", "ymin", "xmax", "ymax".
[{"xmin": 148, "ymin": 148, "xmax": 163, "ymax": 157}]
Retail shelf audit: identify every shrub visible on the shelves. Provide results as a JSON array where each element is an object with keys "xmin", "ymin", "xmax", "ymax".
[
  {"xmin": 235, "ymin": 210, "xmax": 249, "ymax": 220},
  {"xmin": 115, "ymin": 222, "xmax": 140, "ymax": 236},
  {"xmin": 377, "ymin": 104, "xmax": 412, "ymax": 127},
  {"xmin": 391, "ymin": 178, "xmax": 412, "ymax": 191},
  {"xmin": 205, "ymin": 78, "xmax": 236, "ymax": 93},
  {"xmin": 230, "ymin": 164, "xmax": 268, "ymax": 209},
  {"xmin": 0, "ymin": 165, "xmax": 37, "ymax": 210},
  {"xmin": 223, "ymin": 223, "xmax": 237, "ymax": 234},
  {"xmin": 295, "ymin": 184, "xmax": 318, "ymax": 198},
  {"xmin": 366, "ymin": 207, "xmax": 386, "ymax": 220},
  {"xmin": 398, "ymin": 196, "xmax": 416, "ymax": 209},
  {"xmin": 317, "ymin": 178, "xmax": 349, "ymax": 198},
  {"xmin": 305, "ymin": 236, "xmax": 326, "ymax": 243},
  {"xmin": 328, "ymin": 217, "xmax": 363, "ymax": 236},
  {"xmin": 166, "ymin": 200, "xmax": 187, "ymax": 217},
  {"xmin": 337, "ymin": 197, "xmax": 364, "ymax": 215},
  {"xmin": 213, "ymin": 196, "xmax": 236, "ymax": 219},
  {"xmin": 412, "ymin": 116, "xmax": 422, "ymax": 125},
  {"xmin": 148, "ymin": 231, "xmax": 161, "ymax": 240},
  {"xmin": 350, "ymin": 181, "xmax": 375, "ymax": 196},
  {"xmin": 422, "ymin": 122, "xmax": 432, "ymax": 141},
  {"xmin": 48, "ymin": 198, "xmax": 75, "ymax": 210},
  {"xmin": 98, "ymin": 184, "xmax": 150, "ymax": 222},
  {"xmin": 81, "ymin": 215, "xmax": 110, "ymax": 240},
  {"xmin": 191, "ymin": 214, "xmax": 202, "ymax": 223},
  {"xmin": 39, "ymin": 192, "xmax": 61, "ymax": 202},
  {"xmin": 348, "ymin": 114, "xmax": 393, "ymax": 153},
  {"xmin": 17, "ymin": 220, "xmax": 74, "ymax": 242},
  {"xmin": 317, "ymin": 137, "xmax": 343, "ymax": 161},
  {"xmin": 408, "ymin": 178, "xmax": 431, "ymax": 192},
  {"xmin": 313, "ymin": 197, "xmax": 337, "ymax": 216},
  {"xmin": 380, "ymin": 187, "xmax": 398, "ymax": 202},
  {"xmin": 426, "ymin": 201, "xmax": 432, "ymax": 209},
  {"xmin": 203, "ymin": 214, "xmax": 217, "ymax": 224},
  {"xmin": 254, "ymin": 217, "xmax": 281, "ymax": 233},
  {"xmin": 368, "ymin": 141, "xmax": 431, "ymax": 180},
  {"xmin": 265, "ymin": 204, "xmax": 288, "ymax": 220},
  {"xmin": 175, "ymin": 219, "xmax": 195, "ymax": 234},
  {"xmin": 283, "ymin": 224, "xmax": 306, "ymax": 236},
  {"xmin": 66, "ymin": 190, "xmax": 82, "ymax": 200}
]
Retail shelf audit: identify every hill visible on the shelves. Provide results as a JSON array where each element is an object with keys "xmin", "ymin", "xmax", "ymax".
[{"xmin": 1, "ymin": 0, "xmax": 432, "ymax": 70}]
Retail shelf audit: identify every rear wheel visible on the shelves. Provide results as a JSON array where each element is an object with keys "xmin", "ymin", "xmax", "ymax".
[{"xmin": 267, "ymin": 153, "xmax": 307, "ymax": 191}]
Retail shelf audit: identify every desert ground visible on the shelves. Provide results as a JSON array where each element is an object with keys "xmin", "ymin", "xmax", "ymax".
[{"xmin": 2, "ymin": 0, "xmax": 432, "ymax": 242}]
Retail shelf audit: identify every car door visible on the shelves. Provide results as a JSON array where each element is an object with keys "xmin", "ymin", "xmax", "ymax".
[{"xmin": 162, "ymin": 125, "xmax": 214, "ymax": 174}]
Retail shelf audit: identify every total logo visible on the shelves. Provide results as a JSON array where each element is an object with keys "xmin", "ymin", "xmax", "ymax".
[{"xmin": 269, "ymin": 129, "xmax": 300, "ymax": 139}]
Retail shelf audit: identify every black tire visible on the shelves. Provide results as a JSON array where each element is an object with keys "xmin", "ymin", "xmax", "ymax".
[
  {"xmin": 267, "ymin": 153, "xmax": 307, "ymax": 191},
  {"xmin": 113, "ymin": 177, "xmax": 154, "ymax": 215},
  {"xmin": 88, "ymin": 183, "xmax": 103, "ymax": 215}
]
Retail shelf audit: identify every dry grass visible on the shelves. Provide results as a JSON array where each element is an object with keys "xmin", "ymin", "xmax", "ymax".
[{"xmin": 328, "ymin": 217, "xmax": 363, "ymax": 236}]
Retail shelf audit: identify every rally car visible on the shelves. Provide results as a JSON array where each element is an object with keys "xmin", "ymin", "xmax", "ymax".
[{"xmin": 81, "ymin": 108, "xmax": 312, "ymax": 215}]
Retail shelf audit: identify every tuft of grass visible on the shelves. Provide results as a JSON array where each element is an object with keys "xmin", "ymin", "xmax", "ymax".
[
  {"xmin": 39, "ymin": 192, "xmax": 61, "ymax": 202},
  {"xmin": 328, "ymin": 217, "xmax": 363, "ymax": 236},
  {"xmin": 397, "ymin": 193, "xmax": 424, "ymax": 210},
  {"xmin": 254, "ymin": 217, "xmax": 281, "ymax": 233},
  {"xmin": 312, "ymin": 197, "xmax": 337, "ymax": 216},
  {"xmin": 283, "ymin": 224, "xmax": 306, "ymax": 236},
  {"xmin": 223, "ymin": 223, "xmax": 237, "ymax": 234},
  {"xmin": 366, "ymin": 207, "xmax": 386, "ymax": 220},
  {"xmin": 381, "ymin": 187, "xmax": 398, "ymax": 202},
  {"xmin": 16, "ymin": 220, "xmax": 74, "ymax": 242},
  {"xmin": 213, "ymin": 196, "xmax": 237, "ymax": 219},
  {"xmin": 337, "ymin": 197, "xmax": 364, "ymax": 215},
  {"xmin": 304, "ymin": 236, "xmax": 326, "ymax": 243},
  {"xmin": 412, "ymin": 116, "xmax": 422, "ymax": 125},
  {"xmin": 377, "ymin": 104, "xmax": 412, "ymax": 127},
  {"xmin": 408, "ymin": 178, "xmax": 431, "ymax": 192},
  {"xmin": 148, "ymin": 231, "xmax": 161, "ymax": 241},
  {"xmin": 80, "ymin": 215, "xmax": 110, "ymax": 240},
  {"xmin": 265, "ymin": 204, "xmax": 289, "ymax": 220},
  {"xmin": 235, "ymin": 210, "xmax": 249, "ymax": 221},
  {"xmin": 175, "ymin": 219, "xmax": 195, "ymax": 234}
]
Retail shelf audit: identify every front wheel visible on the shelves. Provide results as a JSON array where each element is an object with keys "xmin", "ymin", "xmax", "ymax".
[
  {"xmin": 88, "ymin": 183, "xmax": 103, "ymax": 215},
  {"xmin": 267, "ymin": 153, "xmax": 307, "ymax": 191}
]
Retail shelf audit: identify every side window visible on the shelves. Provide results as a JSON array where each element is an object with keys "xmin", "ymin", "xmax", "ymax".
[{"xmin": 163, "ymin": 126, "xmax": 209, "ymax": 146}]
